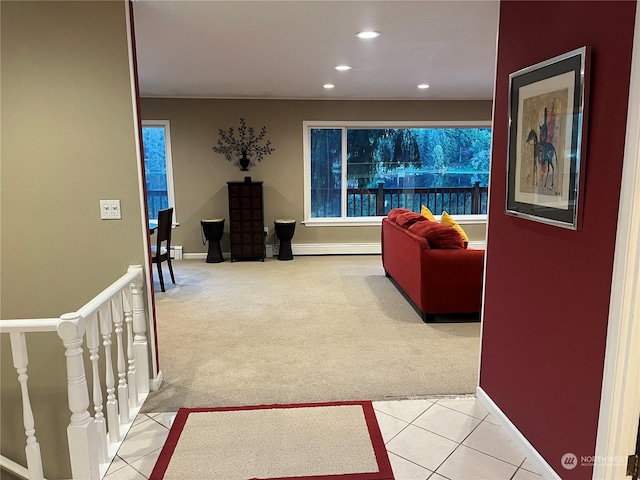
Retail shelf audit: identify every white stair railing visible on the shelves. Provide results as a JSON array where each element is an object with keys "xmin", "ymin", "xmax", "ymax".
[{"xmin": 0, "ymin": 265, "xmax": 152, "ymax": 480}]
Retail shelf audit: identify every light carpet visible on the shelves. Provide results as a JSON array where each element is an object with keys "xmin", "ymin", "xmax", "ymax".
[
  {"xmin": 142, "ymin": 255, "xmax": 480, "ymax": 413},
  {"xmin": 149, "ymin": 401, "xmax": 394, "ymax": 480}
]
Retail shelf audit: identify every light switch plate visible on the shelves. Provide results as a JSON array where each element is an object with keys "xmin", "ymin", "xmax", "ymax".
[{"xmin": 100, "ymin": 200, "xmax": 121, "ymax": 220}]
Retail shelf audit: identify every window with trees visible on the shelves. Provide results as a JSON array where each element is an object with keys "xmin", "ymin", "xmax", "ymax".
[
  {"xmin": 303, "ymin": 122, "xmax": 491, "ymax": 224},
  {"xmin": 142, "ymin": 120, "xmax": 176, "ymax": 221}
]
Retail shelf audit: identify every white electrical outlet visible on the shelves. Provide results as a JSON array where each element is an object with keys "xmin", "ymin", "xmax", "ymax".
[{"xmin": 100, "ymin": 200, "xmax": 122, "ymax": 220}]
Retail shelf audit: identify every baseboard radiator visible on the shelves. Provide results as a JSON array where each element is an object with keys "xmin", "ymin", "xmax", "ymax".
[{"xmin": 0, "ymin": 265, "xmax": 153, "ymax": 480}]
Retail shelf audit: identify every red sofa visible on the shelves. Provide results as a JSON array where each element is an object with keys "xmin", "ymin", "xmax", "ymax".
[{"xmin": 381, "ymin": 214, "xmax": 485, "ymax": 322}]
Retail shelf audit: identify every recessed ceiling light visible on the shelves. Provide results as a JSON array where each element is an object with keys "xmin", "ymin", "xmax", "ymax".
[
  {"xmin": 355, "ymin": 31, "xmax": 381, "ymax": 39},
  {"xmin": 418, "ymin": 84, "xmax": 430, "ymax": 89},
  {"xmin": 335, "ymin": 65, "xmax": 352, "ymax": 71},
  {"xmin": 323, "ymin": 84, "xmax": 335, "ymax": 89}
]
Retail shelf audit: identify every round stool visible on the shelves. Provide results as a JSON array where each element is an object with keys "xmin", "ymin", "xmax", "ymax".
[
  {"xmin": 201, "ymin": 218, "xmax": 225, "ymax": 263},
  {"xmin": 274, "ymin": 219, "xmax": 296, "ymax": 261}
]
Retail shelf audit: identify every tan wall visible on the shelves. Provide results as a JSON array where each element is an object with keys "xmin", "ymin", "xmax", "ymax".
[
  {"xmin": 140, "ymin": 98, "xmax": 492, "ymax": 254},
  {"xmin": 0, "ymin": 1, "xmax": 145, "ymax": 477}
]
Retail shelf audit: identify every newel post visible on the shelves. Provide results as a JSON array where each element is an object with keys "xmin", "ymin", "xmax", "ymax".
[
  {"xmin": 129, "ymin": 265, "xmax": 150, "ymax": 395},
  {"xmin": 58, "ymin": 313, "xmax": 99, "ymax": 480}
]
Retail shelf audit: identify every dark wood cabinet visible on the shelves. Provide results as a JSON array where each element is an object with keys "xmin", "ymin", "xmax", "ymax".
[{"xmin": 227, "ymin": 180, "xmax": 265, "ymax": 262}]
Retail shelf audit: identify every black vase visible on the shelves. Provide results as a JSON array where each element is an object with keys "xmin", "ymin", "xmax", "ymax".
[{"xmin": 239, "ymin": 154, "xmax": 250, "ymax": 171}]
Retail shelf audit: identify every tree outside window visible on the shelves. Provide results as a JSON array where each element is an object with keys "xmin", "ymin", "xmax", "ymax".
[
  {"xmin": 142, "ymin": 121, "xmax": 176, "ymax": 221},
  {"xmin": 307, "ymin": 123, "xmax": 491, "ymax": 220}
]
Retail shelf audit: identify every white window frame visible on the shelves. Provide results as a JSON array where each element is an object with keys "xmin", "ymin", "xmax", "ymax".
[
  {"xmin": 142, "ymin": 120, "xmax": 177, "ymax": 223},
  {"xmin": 303, "ymin": 120, "xmax": 491, "ymax": 226}
]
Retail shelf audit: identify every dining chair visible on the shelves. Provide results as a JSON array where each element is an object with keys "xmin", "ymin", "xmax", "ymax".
[{"xmin": 151, "ymin": 207, "xmax": 175, "ymax": 292}]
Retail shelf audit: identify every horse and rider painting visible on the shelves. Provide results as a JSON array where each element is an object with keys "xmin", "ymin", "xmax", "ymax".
[{"xmin": 520, "ymin": 88, "xmax": 569, "ymax": 196}]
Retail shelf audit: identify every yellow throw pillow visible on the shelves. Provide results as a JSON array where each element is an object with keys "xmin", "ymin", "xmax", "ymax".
[
  {"xmin": 440, "ymin": 211, "xmax": 469, "ymax": 246},
  {"xmin": 420, "ymin": 205, "xmax": 436, "ymax": 222}
]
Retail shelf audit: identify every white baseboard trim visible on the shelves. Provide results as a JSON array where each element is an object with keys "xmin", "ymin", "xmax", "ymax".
[
  {"xmin": 468, "ymin": 240, "xmax": 487, "ymax": 250},
  {"xmin": 293, "ymin": 243, "xmax": 381, "ymax": 255},
  {"xmin": 183, "ymin": 253, "xmax": 206, "ymax": 260},
  {"xmin": 184, "ymin": 245, "xmax": 274, "ymax": 260},
  {"xmin": 476, "ymin": 387, "xmax": 560, "ymax": 480},
  {"xmin": 183, "ymin": 243, "xmax": 382, "ymax": 259},
  {"xmin": 182, "ymin": 241, "xmax": 486, "ymax": 258},
  {"xmin": 184, "ymin": 252, "xmax": 226, "ymax": 260},
  {"xmin": 150, "ymin": 370, "xmax": 163, "ymax": 391}
]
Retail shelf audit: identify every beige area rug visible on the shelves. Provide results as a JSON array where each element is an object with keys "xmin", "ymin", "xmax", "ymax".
[
  {"xmin": 149, "ymin": 401, "xmax": 393, "ymax": 480},
  {"xmin": 142, "ymin": 255, "xmax": 480, "ymax": 413}
]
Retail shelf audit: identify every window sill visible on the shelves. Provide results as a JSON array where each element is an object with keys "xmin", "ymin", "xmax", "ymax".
[
  {"xmin": 303, "ymin": 218, "xmax": 384, "ymax": 227},
  {"xmin": 303, "ymin": 215, "xmax": 487, "ymax": 227}
]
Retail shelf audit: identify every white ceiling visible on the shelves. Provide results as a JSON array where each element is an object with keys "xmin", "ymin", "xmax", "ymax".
[{"xmin": 132, "ymin": 0, "xmax": 500, "ymax": 100}]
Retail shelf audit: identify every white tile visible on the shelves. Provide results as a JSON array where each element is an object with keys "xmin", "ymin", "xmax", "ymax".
[
  {"xmin": 436, "ymin": 445, "xmax": 517, "ymax": 480},
  {"xmin": 386, "ymin": 424, "xmax": 458, "ymax": 471},
  {"xmin": 373, "ymin": 399, "xmax": 434, "ymax": 423},
  {"xmin": 132, "ymin": 413, "xmax": 153, "ymax": 427},
  {"xmin": 412, "ymin": 403, "xmax": 481, "ymax": 443},
  {"xmin": 512, "ymin": 467, "xmax": 543, "ymax": 479},
  {"xmin": 436, "ymin": 397, "xmax": 488, "ymax": 420},
  {"xmin": 462, "ymin": 421, "xmax": 525, "ymax": 467},
  {"xmin": 428, "ymin": 474, "xmax": 450, "ymax": 480},
  {"xmin": 104, "ymin": 455, "xmax": 127, "ymax": 475},
  {"xmin": 484, "ymin": 414, "xmax": 499, "ymax": 425},
  {"xmin": 375, "ymin": 410, "xmax": 410, "ymax": 443},
  {"xmin": 128, "ymin": 447, "xmax": 163, "ymax": 478},
  {"xmin": 150, "ymin": 412, "xmax": 177, "ymax": 429},
  {"xmin": 105, "ymin": 464, "xmax": 148, "ymax": 480},
  {"xmin": 388, "ymin": 452, "xmax": 432, "ymax": 480},
  {"xmin": 521, "ymin": 458, "xmax": 541, "ymax": 474},
  {"xmin": 116, "ymin": 417, "xmax": 170, "ymax": 464}
]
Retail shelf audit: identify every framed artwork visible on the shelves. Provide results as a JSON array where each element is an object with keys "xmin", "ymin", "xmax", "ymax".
[{"xmin": 505, "ymin": 46, "xmax": 589, "ymax": 229}]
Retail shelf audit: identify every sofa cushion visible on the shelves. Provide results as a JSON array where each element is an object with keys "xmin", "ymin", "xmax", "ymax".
[
  {"xmin": 420, "ymin": 205, "xmax": 436, "ymax": 221},
  {"xmin": 408, "ymin": 221, "xmax": 464, "ymax": 249},
  {"xmin": 396, "ymin": 211, "xmax": 428, "ymax": 228},
  {"xmin": 440, "ymin": 211, "xmax": 469, "ymax": 248},
  {"xmin": 387, "ymin": 208, "xmax": 411, "ymax": 222}
]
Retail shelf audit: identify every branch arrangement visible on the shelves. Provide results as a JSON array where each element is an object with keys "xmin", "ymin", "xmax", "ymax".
[{"xmin": 212, "ymin": 118, "xmax": 275, "ymax": 170}]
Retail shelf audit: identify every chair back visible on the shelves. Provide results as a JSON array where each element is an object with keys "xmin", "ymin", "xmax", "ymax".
[{"xmin": 156, "ymin": 208, "xmax": 173, "ymax": 250}]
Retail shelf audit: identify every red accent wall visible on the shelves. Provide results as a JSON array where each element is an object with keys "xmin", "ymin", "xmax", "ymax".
[{"xmin": 481, "ymin": 1, "xmax": 636, "ymax": 477}]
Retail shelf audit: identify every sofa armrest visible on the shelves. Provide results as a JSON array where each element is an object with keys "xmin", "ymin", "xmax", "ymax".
[{"xmin": 420, "ymin": 248, "xmax": 485, "ymax": 314}]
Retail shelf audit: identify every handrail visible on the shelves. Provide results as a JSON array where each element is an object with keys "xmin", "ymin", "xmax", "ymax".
[
  {"xmin": 76, "ymin": 267, "xmax": 140, "ymax": 319},
  {"xmin": 0, "ymin": 454, "xmax": 45, "ymax": 480},
  {"xmin": 0, "ymin": 319, "xmax": 59, "ymax": 333},
  {"xmin": 0, "ymin": 265, "xmax": 150, "ymax": 480}
]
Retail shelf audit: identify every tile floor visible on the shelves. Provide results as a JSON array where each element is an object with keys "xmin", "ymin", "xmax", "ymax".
[{"xmin": 104, "ymin": 396, "xmax": 542, "ymax": 480}]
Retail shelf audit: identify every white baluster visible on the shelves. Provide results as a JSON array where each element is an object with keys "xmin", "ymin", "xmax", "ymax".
[
  {"xmin": 129, "ymin": 266, "xmax": 150, "ymax": 395},
  {"xmin": 9, "ymin": 332, "xmax": 44, "ymax": 480},
  {"xmin": 112, "ymin": 294, "xmax": 130, "ymax": 424},
  {"xmin": 85, "ymin": 313, "xmax": 107, "ymax": 464},
  {"xmin": 98, "ymin": 304, "xmax": 120, "ymax": 443},
  {"xmin": 123, "ymin": 284, "xmax": 138, "ymax": 408},
  {"xmin": 57, "ymin": 314, "xmax": 99, "ymax": 480}
]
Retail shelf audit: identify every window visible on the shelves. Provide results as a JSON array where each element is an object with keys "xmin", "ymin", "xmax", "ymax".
[
  {"xmin": 142, "ymin": 120, "xmax": 176, "ymax": 221},
  {"xmin": 303, "ymin": 121, "xmax": 491, "ymax": 225}
]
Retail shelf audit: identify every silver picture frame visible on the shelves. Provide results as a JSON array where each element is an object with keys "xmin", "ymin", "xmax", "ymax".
[{"xmin": 505, "ymin": 46, "xmax": 590, "ymax": 230}]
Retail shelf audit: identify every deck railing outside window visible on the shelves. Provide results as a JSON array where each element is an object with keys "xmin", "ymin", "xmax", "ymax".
[
  {"xmin": 311, "ymin": 182, "xmax": 488, "ymax": 218},
  {"xmin": 147, "ymin": 189, "xmax": 168, "ymax": 220}
]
